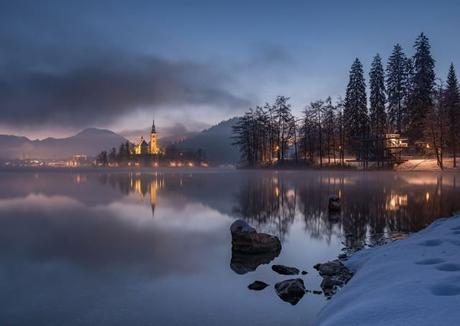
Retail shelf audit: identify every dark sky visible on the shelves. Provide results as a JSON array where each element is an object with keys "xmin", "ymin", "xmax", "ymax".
[{"xmin": 1, "ymin": 0, "xmax": 459, "ymax": 139}]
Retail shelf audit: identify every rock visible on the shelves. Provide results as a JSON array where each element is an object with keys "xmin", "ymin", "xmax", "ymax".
[
  {"xmin": 230, "ymin": 219, "xmax": 256, "ymax": 234},
  {"xmin": 328, "ymin": 195, "xmax": 341, "ymax": 212},
  {"xmin": 338, "ymin": 253, "xmax": 347, "ymax": 260},
  {"xmin": 314, "ymin": 260, "xmax": 353, "ymax": 297},
  {"xmin": 248, "ymin": 281, "xmax": 269, "ymax": 291},
  {"xmin": 230, "ymin": 251, "xmax": 279, "ymax": 274},
  {"xmin": 230, "ymin": 219, "xmax": 282, "ymax": 255},
  {"xmin": 312, "ymin": 290, "xmax": 322, "ymax": 295},
  {"xmin": 301, "ymin": 270, "xmax": 308, "ymax": 275},
  {"xmin": 272, "ymin": 264, "xmax": 300, "ymax": 275},
  {"xmin": 274, "ymin": 279, "xmax": 306, "ymax": 305}
]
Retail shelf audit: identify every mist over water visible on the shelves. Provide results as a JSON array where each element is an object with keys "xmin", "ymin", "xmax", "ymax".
[{"xmin": 0, "ymin": 169, "xmax": 459, "ymax": 325}]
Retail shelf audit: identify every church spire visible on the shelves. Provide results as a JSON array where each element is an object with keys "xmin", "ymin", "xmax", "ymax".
[{"xmin": 151, "ymin": 120, "xmax": 156, "ymax": 134}]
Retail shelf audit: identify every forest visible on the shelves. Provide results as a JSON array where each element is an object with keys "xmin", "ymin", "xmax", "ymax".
[{"xmin": 232, "ymin": 33, "xmax": 460, "ymax": 169}]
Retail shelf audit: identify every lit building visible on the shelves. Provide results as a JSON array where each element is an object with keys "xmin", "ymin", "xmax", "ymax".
[{"xmin": 133, "ymin": 120, "xmax": 160, "ymax": 156}]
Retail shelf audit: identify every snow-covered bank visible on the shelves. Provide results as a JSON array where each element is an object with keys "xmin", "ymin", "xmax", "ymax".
[
  {"xmin": 317, "ymin": 215, "xmax": 460, "ymax": 326},
  {"xmin": 396, "ymin": 158, "xmax": 460, "ymax": 171}
]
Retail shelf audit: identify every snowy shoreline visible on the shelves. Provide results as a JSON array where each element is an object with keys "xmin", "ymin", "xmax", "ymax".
[{"xmin": 316, "ymin": 214, "xmax": 460, "ymax": 326}]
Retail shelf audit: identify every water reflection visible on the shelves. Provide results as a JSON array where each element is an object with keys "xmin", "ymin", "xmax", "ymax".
[
  {"xmin": 89, "ymin": 171, "xmax": 460, "ymax": 250},
  {"xmin": 230, "ymin": 173, "xmax": 460, "ymax": 249},
  {"xmin": 0, "ymin": 170, "xmax": 459, "ymax": 325}
]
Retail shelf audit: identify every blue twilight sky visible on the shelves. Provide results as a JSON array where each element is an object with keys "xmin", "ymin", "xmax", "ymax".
[{"xmin": 0, "ymin": 0, "xmax": 459, "ymax": 138}]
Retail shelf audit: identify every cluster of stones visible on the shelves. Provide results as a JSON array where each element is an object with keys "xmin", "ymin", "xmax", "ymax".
[
  {"xmin": 231, "ymin": 219, "xmax": 322, "ymax": 305},
  {"xmin": 314, "ymin": 260, "xmax": 353, "ymax": 298}
]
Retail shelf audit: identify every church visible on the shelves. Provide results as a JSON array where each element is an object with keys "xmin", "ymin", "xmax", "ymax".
[{"xmin": 133, "ymin": 120, "xmax": 160, "ymax": 155}]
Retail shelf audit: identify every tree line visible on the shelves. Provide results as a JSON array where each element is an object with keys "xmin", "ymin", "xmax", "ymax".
[{"xmin": 233, "ymin": 33, "xmax": 460, "ymax": 169}]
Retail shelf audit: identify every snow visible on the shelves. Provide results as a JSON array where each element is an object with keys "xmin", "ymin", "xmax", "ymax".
[
  {"xmin": 396, "ymin": 158, "xmax": 460, "ymax": 171},
  {"xmin": 316, "ymin": 215, "xmax": 460, "ymax": 326}
]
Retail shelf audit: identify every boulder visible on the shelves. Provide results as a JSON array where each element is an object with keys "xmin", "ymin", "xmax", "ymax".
[
  {"xmin": 274, "ymin": 279, "xmax": 306, "ymax": 305},
  {"xmin": 248, "ymin": 281, "xmax": 269, "ymax": 291},
  {"xmin": 272, "ymin": 264, "xmax": 300, "ymax": 275},
  {"xmin": 230, "ymin": 219, "xmax": 282, "ymax": 255}
]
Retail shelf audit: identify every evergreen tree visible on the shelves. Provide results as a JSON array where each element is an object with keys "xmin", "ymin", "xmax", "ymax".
[
  {"xmin": 444, "ymin": 63, "xmax": 460, "ymax": 167},
  {"xmin": 407, "ymin": 33, "xmax": 435, "ymax": 144},
  {"xmin": 369, "ymin": 54, "xmax": 387, "ymax": 137},
  {"xmin": 386, "ymin": 44, "xmax": 409, "ymax": 133},
  {"xmin": 344, "ymin": 58, "xmax": 368, "ymax": 153}
]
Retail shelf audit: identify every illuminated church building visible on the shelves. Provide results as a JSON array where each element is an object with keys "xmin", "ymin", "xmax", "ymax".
[{"xmin": 133, "ymin": 120, "xmax": 160, "ymax": 155}]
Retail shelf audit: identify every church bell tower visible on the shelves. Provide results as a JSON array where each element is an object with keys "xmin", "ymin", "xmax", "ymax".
[{"xmin": 150, "ymin": 120, "xmax": 159, "ymax": 155}]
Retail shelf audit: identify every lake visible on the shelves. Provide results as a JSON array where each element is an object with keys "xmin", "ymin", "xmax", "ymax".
[{"xmin": 1, "ymin": 169, "xmax": 459, "ymax": 325}]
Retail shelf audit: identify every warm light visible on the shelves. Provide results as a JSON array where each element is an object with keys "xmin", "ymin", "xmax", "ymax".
[
  {"xmin": 188, "ymin": 162, "xmax": 194, "ymax": 167},
  {"xmin": 425, "ymin": 192, "xmax": 430, "ymax": 202},
  {"xmin": 426, "ymin": 143, "xmax": 430, "ymax": 149},
  {"xmin": 386, "ymin": 193, "xmax": 408, "ymax": 211},
  {"xmin": 170, "ymin": 161, "xmax": 176, "ymax": 167},
  {"xmin": 274, "ymin": 186, "xmax": 280, "ymax": 197}
]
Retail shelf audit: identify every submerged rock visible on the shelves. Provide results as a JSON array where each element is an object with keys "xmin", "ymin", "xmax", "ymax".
[
  {"xmin": 248, "ymin": 281, "xmax": 269, "ymax": 291},
  {"xmin": 314, "ymin": 260, "xmax": 353, "ymax": 297},
  {"xmin": 272, "ymin": 264, "xmax": 300, "ymax": 275},
  {"xmin": 328, "ymin": 195, "xmax": 341, "ymax": 212},
  {"xmin": 231, "ymin": 251, "xmax": 279, "ymax": 274},
  {"xmin": 274, "ymin": 279, "xmax": 306, "ymax": 305},
  {"xmin": 230, "ymin": 219, "xmax": 282, "ymax": 255}
]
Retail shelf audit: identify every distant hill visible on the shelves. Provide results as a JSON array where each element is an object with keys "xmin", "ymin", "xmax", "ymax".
[
  {"xmin": 0, "ymin": 128, "xmax": 128, "ymax": 159},
  {"xmin": 173, "ymin": 117, "xmax": 241, "ymax": 164}
]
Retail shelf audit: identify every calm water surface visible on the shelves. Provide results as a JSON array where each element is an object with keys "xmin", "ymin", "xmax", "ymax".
[{"xmin": 1, "ymin": 169, "xmax": 459, "ymax": 325}]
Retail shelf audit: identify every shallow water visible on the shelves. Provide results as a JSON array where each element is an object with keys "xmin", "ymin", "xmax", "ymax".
[{"xmin": 0, "ymin": 169, "xmax": 459, "ymax": 325}]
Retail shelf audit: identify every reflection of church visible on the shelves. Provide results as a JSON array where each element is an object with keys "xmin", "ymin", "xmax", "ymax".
[
  {"xmin": 131, "ymin": 175, "xmax": 163, "ymax": 216},
  {"xmin": 133, "ymin": 120, "xmax": 160, "ymax": 155}
]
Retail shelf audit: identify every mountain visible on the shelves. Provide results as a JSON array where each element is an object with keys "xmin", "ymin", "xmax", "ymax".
[
  {"xmin": 0, "ymin": 128, "xmax": 128, "ymax": 159},
  {"xmin": 173, "ymin": 117, "xmax": 241, "ymax": 164}
]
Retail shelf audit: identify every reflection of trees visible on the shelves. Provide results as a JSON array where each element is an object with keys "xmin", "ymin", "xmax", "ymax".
[
  {"xmin": 232, "ymin": 175, "xmax": 295, "ymax": 241},
  {"xmin": 232, "ymin": 172, "xmax": 460, "ymax": 248}
]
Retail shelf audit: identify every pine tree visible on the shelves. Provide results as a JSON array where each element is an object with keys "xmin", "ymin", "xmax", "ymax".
[
  {"xmin": 344, "ymin": 58, "xmax": 368, "ymax": 153},
  {"xmin": 369, "ymin": 54, "xmax": 387, "ymax": 137},
  {"xmin": 386, "ymin": 44, "xmax": 408, "ymax": 133},
  {"xmin": 407, "ymin": 33, "xmax": 435, "ymax": 144},
  {"xmin": 444, "ymin": 63, "xmax": 460, "ymax": 167}
]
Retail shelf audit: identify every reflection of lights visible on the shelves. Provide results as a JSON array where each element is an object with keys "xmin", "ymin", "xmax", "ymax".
[
  {"xmin": 425, "ymin": 192, "xmax": 430, "ymax": 202},
  {"xmin": 153, "ymin": 162, "xmax": 159, "ymax": 167},
  {"xmin": 286, "ymin": 189, "xmax": 295, "ymax": 199},
  {"xmin": 200, "ymin": 162, "xmax": 208, "ymax": 167},
  {"xmin": 386, "ymin": 193, "xmax": 408, "ymax": 211},
  {"xmin": 170, "ymin": 161, "xmax": 176, "ymax": 167},
  {"xmin": 188, "ymin": 162, "xmax": 194, "ymax": 167},
  {"xmin": 274, "ymin": 186, "xmax": 280, "ymax": 197},
  {"xmin": 74, "ymin": 174, "xmax": 86, "ymax": 184},
  {"xmin": 426, "ymin": 143, "xmax": 430, "ymax": 149}
]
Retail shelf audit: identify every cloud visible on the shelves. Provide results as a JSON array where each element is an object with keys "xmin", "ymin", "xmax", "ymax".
[{"xmin": 0, "ymin": 52, "xmax": 250, "ymax": 128}]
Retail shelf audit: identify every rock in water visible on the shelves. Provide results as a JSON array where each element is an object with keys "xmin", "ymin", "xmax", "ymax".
[
  {"xmin": 274, "ymin": 279, "xmax": 306, "ymax": 305},
  {"xmin": 328, "ymin": 195, "xmax": 341, "ymax": 212},
  {"xmin": 314, "ymin": 260, "xmax": 353, "ymax": 297},
  {"xmin": 272, "ymin": 264, "xmax": 300, "ymax": 275},
  {"xmin": 230, "ymin": 219, "xmax": 282, "ymax": 255},
  {"xmin": 248, "ymin": 281, "xmax": 269, "ymax": 291}
]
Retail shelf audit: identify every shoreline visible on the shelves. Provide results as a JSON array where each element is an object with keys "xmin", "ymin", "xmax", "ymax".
[{"xmin": 316, "ymin": 214, "xmax": 460, "ymax": 325}]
